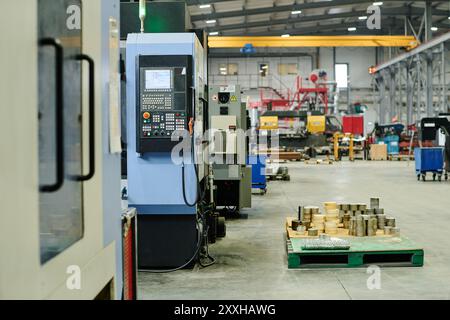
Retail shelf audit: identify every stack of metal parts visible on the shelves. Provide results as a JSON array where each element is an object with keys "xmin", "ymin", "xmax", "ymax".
[
  {"xmin": 301, "ymin": 235, "xmax": 351, "ymax": 251},
  {"xmin": 323, "ymin": 202, "xmax": 340, "ymax": 235},
  {"xmin": 343, "ymin": 198, "xmax": 400, "ymax": 237},
  {"xmin": 295, "ymin": 198, "xmax": 400, "ymax": 238}
]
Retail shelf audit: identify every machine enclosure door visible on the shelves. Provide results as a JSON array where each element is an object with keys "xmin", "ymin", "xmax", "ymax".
[{"xmin": 38, "ymin": 0, "xmax": 84, "ymax": 264}]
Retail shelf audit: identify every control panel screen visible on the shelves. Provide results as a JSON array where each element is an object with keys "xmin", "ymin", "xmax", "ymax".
[
  {"xmin": 137, "ymin": 55, "xmax": 192, "ymax": 153},
  {"xmin": 145, "ymin": 70, "xmax": 172, "ymax": 90},
  {"xmin": 139, "ymin": 67, "xmax": 188, "ymax": 141}
]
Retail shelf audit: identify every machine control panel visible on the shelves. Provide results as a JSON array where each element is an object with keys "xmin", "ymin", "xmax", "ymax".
[
  {"xmin": 136, "ymin": 55, "xmax": 192, "ymax": 153},
  {"xmin": 141, "ymin": 111, "xmax": 186, "ymax": 138}
]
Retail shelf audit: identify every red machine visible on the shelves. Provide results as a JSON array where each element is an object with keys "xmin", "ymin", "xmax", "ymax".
[
  {"xmin": 342, "ymin": 115, "xmax": 364, "ymax": 136},
  {"xmin": 259, "ymin": 70, "xmax": 331, "ymax": 113}
]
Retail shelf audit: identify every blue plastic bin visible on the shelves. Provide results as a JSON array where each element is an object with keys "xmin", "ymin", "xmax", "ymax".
[
  {"xmin": 248, "ymin": 155, "xmax": 267, "ymax": 192},
  {"xmin": 377, "ymin": 135, "xmax": 400, "ymax": 155},
  {"xmin": 415, "ymin": 147, "xmax": 444, "ymax": 181}
]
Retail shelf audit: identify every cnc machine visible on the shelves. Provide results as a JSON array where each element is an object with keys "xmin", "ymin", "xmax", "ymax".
[
  {"xmin": 126, "ymin": 33, "xmax": 210, "ymax": 269},
  {"xmin": 1, "ymin": 0, "xmax": 124, "ymax": 299}
]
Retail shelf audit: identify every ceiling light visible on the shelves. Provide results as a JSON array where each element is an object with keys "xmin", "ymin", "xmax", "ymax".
[
  {"xmin": 348, "ymin": 27, "xmax": 357, "ymax": 32},
  {"xmin": 358, "ymin": 16, "xmax": 368, "ymax": 20},
  {"xmin": 199, "ymin": 4, "xmax": 211, "ymax": 9},
  {"xmin": 209, "ymin": 31, "xmax": 219, "ymax": 36},
  {"xmin": 291, "ymin": 10, "xmax": 302, "ymax": 15},
  {"xmin": 206, "ymin": 20, "xmax": 216, "ymax": 24},
  {"xmin": 281, "ymin": 34, "xmax": 290, "ymax": 38},
  {"xmin": 373, "ymin": 2, "xmax": 383, "ymax": 6},
  {"xmin": 431, "ymin": 27, "xmax": 438, "ymax": 31}
]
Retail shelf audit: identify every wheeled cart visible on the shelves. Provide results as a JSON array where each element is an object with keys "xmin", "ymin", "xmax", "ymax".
[{"xmin": 414, "ymin": 147, "xmax": 446, "ymax": 181}]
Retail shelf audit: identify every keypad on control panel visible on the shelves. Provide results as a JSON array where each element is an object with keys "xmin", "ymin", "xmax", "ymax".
[
  {"xmin": 141, "ymin": 112, "xmax": 187, "ymax": 138},
  {"xmin": 142, "ymin": 93, "xmax": 173, "ymax": 111}
]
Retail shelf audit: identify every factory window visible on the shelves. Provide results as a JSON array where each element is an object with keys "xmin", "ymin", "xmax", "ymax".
[
  {"xmin": 335, "ymin": 63, "xmax": 349, "ymax": 88},
  {"xmin": 259, "ymin": 63, "xmax": 269, "ymax": 77},
  {"xmin": 278, "ymin": 63, "xmax": 298, "ymax": 75},
  {"xmin": 219, "ymin": 63, "xmax": 239, "ymax": 75}
]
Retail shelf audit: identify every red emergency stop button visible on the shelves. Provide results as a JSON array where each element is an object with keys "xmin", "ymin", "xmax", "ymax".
[{"xmin": 143, "ymin": 112, "xmax": 151, "ymax": 120}]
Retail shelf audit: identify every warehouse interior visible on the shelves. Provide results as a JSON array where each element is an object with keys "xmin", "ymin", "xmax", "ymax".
[{"xmin": 1, "ymin": 0, "xmax": 450, "ymax": 301}]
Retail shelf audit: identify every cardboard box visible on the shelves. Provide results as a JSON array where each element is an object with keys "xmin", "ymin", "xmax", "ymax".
[{"xmin": 370, "ymin": 144, "xmax": 388, "ymax": 160}]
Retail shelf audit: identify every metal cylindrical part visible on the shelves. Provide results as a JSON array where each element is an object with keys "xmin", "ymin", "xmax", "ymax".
[
  {"xmin": 324, "ymin": 202, "xmax": 338, "ymax": 212},
  {"xmin": 291, "ymin": 219, "xmax": 301, "ymax": 231},
  {"xmin": 307, "ymin": 206, "xmax": 320, "ymax": 215},
  {"xmin": 370, "ymin": 198, "xmax": 380, "ymax": 209},
  {"xmin": 356, "ymin": 217, "xmax": 365, "ymax": 237},
  {"xmin": 325, "ymin": 221, "xmax": 338, "ymax": 235},
  {"xmin": 386, "ymin": 217, "xmax": 396, "ymax": 227},
  {"xmin": 343, "ymin": 214, "xmax": 351, "ymax": 229},
  {"xmin": 367, "ymin": 217, "xmax": 378, "ymax": 236},
  {"xmin": 298, "ymin": 206, "xmax": 304, "ymax": 221},
  {"xmin": 308, "ymin": 228, "xmax": 319, "ymax": 236},
  {"xmin": 384, "ymin": 226, "xmax": 392, "ymax": 235},
  {"xmin": 338, "ymin": 210, "xmax": 345, "ymax": 223},
  {"xmin": 377, "ymin": 215, "xmax": 386, "ymax": 229},
  {"xmin": 349, "ymin": 217, "xmax": 354, "ymax": 235},
  {"xmin": 314, "ymin": 223, "xmax": 325, "ymax": 233},
  {"xmin": 302, "ymin": 220, "xmax": 311, "ymax": 230}
]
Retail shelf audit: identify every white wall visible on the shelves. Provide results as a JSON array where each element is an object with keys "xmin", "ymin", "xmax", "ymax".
[
  {"xmin": 321, "ymin": 47, "xmax": 377, "ymax": 88},
  {"xmin": 208, "ymin": 47, "xmax": 377, "ymax": 109}
]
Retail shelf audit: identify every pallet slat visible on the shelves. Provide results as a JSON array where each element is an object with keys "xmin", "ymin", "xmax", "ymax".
[{"xmin": 287, "ymin": 237, "xmax": 424, "ymax": 269}]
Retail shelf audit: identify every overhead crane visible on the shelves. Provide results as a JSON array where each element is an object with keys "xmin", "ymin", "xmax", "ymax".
[{"xmin": 208, "ymin": 35, "xmax": 419, "ymax": 50}]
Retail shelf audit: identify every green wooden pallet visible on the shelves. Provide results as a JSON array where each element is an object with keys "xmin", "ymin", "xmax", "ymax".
[{"xmin": 287, "ymin": 236, "xmax": 424, "ymax": 269}]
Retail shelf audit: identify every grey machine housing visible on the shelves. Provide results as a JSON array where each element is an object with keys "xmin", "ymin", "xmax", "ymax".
[{"xmin": 209, "ymin": 85, "xmax": 252, "ymax": 211}]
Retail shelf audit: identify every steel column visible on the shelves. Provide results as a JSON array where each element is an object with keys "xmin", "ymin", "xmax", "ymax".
[
  {"xmin": 426, "ymin": 51, "xmax": 434, "ymax": 116},
  {"xmin": 406, "ymin": 65, "xmax": 414, "ymax": 125}
]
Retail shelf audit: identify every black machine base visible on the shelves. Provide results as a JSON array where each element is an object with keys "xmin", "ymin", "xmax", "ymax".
[{"xmin": 137, "ymin": 214, "xmax": 198, "ymax": 269}]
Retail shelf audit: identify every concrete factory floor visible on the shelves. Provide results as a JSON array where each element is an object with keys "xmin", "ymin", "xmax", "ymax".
[{"xmin": 138, "ymin": 161, "xmax": 450, "ymax": 300}]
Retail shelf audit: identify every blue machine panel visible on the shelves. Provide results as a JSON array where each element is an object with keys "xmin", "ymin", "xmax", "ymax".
[{"xmin": 126, "ymin": 34, "xmax": 199, "ymax": 215}]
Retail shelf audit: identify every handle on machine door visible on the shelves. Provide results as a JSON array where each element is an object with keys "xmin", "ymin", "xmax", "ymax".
[
  {"xmin": 75, "ymin": 54, "xmax": 96, "ymax": 182},
  {"xmin": 39, "ymin": 38, "xmax": 65, "ymax": 193}
]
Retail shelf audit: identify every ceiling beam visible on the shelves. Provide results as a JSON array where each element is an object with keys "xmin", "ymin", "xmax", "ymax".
[
  {"xmin": 186, "ymin": 0, "xmax": 238, "ymax": 5},
  {"xmin": 190, "ymin": 0, "xmax": 431, "ymax": 22},
  {"xmin": 205, "ymin": 6, "xmax": 449, "ymax": 33},
  {"xmin": 218, "ymin": 16, "xmax": 450, "ymax": 37}
]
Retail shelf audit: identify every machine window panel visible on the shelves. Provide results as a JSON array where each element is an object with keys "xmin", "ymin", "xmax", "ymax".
[
  {"xmin": 218, "ymin": 63, "xmax": 238, "ymax": 76},
  {"xmin": 335, "ymin": 63, "xmax": 349, "ymax": 88}
]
